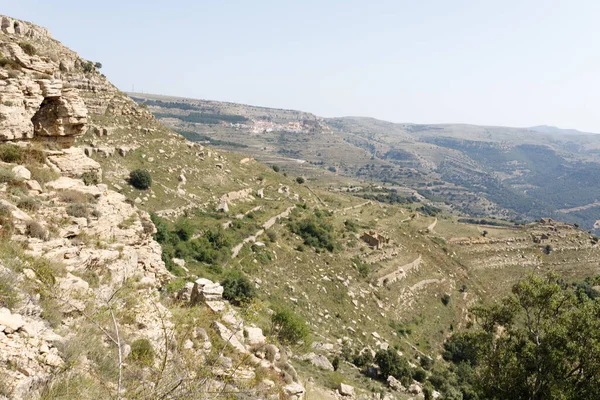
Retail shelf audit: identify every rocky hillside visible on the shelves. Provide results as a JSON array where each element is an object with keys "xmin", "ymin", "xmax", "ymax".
[
  {"xmin": 2, "ymin": 14, "xmax": 600, "ymax": 400},
  {"xmin": 134, "ymin": 91, "xmax": 600, "ymax": 232}
]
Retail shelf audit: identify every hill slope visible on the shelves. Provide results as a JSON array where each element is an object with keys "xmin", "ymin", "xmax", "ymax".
[
  {"xmin": 132, "ymin": 93, "xmax": 600, "ymax": 231},
  {"xmin": 1, "ymin": 14, "xmax": 600, "ymax": 400}
]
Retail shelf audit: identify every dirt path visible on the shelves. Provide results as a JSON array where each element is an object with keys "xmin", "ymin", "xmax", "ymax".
[
  {"xmin": 427, "ymin": 218, "xmax": 437, "ymax": 233},
  {"xmin": 377, "ymin": 255, "xmax": 422, "ymax": 286},
  {"xmin": 341, "ymin": 200, "xmax": 371, "ymax": 212},
  {"xmin": 409, "ymin": 278, "xmax": 441, "ymax": 291},
  {"xmin": 231, "ymin": 205, "xmax": 296, "ymax": 258}
]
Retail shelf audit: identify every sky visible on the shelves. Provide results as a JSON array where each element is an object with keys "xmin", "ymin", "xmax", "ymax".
[{"xmin": 5, "ymin": 1, "xmax": 600, "ymax": 132}]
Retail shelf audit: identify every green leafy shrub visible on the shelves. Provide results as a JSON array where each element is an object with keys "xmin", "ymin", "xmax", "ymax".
[
  {"xmin": 129, "ymin": 169, "xmax": 152, "ymax": 190},
  {"xmin": 272, "ymin": 165, "xmax": 280, "ymax": 172},
  {"xmin": 376, "ymin": 349, "xmax": 412, "ymax": 380},
  {"xmin": 0, "ymin": 144, "xmax": 23, "ymax": 163},
  {"xmin": 221, "ymin": 271, "xmax": 256, "ymax": 305},
  {"xmin": 289, "ymin": 210, "xmax": 338, "ymax": 252},
  {"xmin": 129, "ymin": 338, "xmax": 154, "ymax": 366},
  {"xmin": 441, "ymin": 293, "xmax": 451, "ymax": 306},
  {"xmin": 332, "ymin": 356, "xmax": 340, "ymax": 371},
  {"xmin": 272, "ymin": 307, "xmax": 310, "ymax": 344},
  {"xmin": 296, "ymin": 177, "xmax": 305, "ymax": 184}
]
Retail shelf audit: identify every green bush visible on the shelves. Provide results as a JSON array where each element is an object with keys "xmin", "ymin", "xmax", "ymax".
[
  {"xmin": 221, "ymin": 271, "xmax": 256, "ymax": 305},
  {"xmin": 296, "ymin": 177, "xmax": 305, "ymax": 184},
  {"xmin": 0, "ymin": 144, "xmax": 23, "ymax": 163},
  {"xmin": 441, "ymin": 293, "xmax": 451, "ymax": 306},
  {"xmin": 375, "ymin": 349, "xmax": 412, "ymax": 380},
  {"xmin": 129, "ymin": 169, "xmax": 152, "ymax": 190},
  {"xmin": 332, "ymin": 356, "xmax": 340, "ymax": 371},
  {"xmin": 129, "ymin": 338, "xmax": 154, "ymax": 366},
  {"xmin": 272, "ymin": 165, "xmax": 280, "ymax": 172},
  {"xmin": 272, "ymin": 308, "xmax": 310, "ymax": 345},
  {"xmin": 289, "ymin": 211, "xmax": 338, "ymax": 252}
]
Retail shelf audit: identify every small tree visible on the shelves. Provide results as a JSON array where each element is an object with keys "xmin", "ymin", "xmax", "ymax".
[
  {"xmin": 375, "ymin": 348, "xmax": 412, "ymax": 380},
  {"xmin": 129, "ymin": 169, "xmax": 152, "ymax": 190},
  {"xmin": 271, "ymin": 307, "xmax": 309, "ymax": 344}
]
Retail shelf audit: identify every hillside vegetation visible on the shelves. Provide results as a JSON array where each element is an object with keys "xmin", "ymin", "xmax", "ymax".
[{"xmin": 0, "ymin": 14, "xmax": 600, "ymax": 400}]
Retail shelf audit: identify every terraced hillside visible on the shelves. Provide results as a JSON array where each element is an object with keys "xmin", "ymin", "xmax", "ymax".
[
  {"xmin": 1, "ymin": 13, "xmax": 600, "ymax": 400},
  {"xmin": 133, "ymin": 93, "xmax": 600, "ymax": 232}
]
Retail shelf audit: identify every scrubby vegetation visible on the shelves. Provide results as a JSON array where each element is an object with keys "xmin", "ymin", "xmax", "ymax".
[
  {"xmin": 288, "ymin": 208, "xmax": 338, "ymax": 252},
  {"xmin": 271, "ymin": 307, "xmax": 310, "ymax": 345},
  {"xmin": 221, "ymin": 270, "xmax": 256, "ymax": 305},
  {"xmin": 129, "ymin": 169, "xmax": 152, "ymax": 190}
]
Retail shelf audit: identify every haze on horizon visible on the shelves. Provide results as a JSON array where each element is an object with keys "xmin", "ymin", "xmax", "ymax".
[{"xmin": 5, "ymin": 1, "xmax": 600, "ymax": 133}]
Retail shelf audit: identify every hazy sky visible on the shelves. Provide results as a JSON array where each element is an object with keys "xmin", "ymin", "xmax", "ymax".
[{"xmin": 5, "ymin": 1, "xmax": 600, "ymax": 132}]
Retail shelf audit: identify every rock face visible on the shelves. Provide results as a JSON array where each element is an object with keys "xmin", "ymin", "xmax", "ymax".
[
  {"xmin": 46, "ymin": 147, "xmax": 102, "ymax": 178},
  {"xmin": 0, "ymin": 14, "xmax": 132, "ymax": 146},
  {"xmin": 0, "ymin": 45, "xmax": 88, "ymax": 143}
]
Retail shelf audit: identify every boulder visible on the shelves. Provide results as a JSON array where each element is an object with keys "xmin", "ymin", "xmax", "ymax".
[
  {"xmin": 12, "ymin": 165, "xmax": 31, "ymax": 180},
  {"xmin": 338, "ymin": 383, "xmax": 354, "ymax": 397},
  {"xmin": 283, "ymin": 382, "xmax": 305, "ymax": 400},
  {"xmin": 408, "ymin": 383, "xmax": 423, "ymax": 395},
  {"xmin": 310, "ymin": 354, "xmax": 334, "ymax": 371},
  {"xmin": 0, "ymin": 307, "xmax": 25, "ymax": 333},
  {"xmin": 387, "ymin": 375, "xmax": 405, "ymax": 392},
  {"xmin": 46, "ymin": 148, "xmax": 101, "ymax": 178},
  {"xmin": 190, "ymin": 278, "xmax": 224, "ymax": 304},
  {"xmin": 244, "ymin": 326, "xmax": 266, "ymax": 347}
]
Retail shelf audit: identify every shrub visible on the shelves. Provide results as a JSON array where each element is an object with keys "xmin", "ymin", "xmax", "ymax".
[
  {"xmin": 332, "ymin": 356, "xmax": 340, "ymax": 371},
  {"xmin": 352, "ymin": 350, "xmax": 374, "ymax": 368},
  {"xmin": 375, "ymin": 348, "xmax": 412, "ymax": 380},
  {"xmin": 0, "ymin": 144, "xmax": 23, "ymax": 163},
  {"xmin": 26, "ymin": 221, "xmax": 47, "ymax": 240},
  {"xmin": 82, "ymin": 61, "xmax": 94, "ymax": 73},
  {"xmin": 289, "ymin": 212, "xmax": 338, "ymax": 252},
  {"xmin": 29, "ymin": 166, "xmax": 60, "ymax": 184},
  {"xmin": 174, "ymin": 218, "xmax": 195, "ymax": 241},
  {"xmin": 129, "ymin": 169, "xmax": 152, "ymax": 190},
  {"xmin": 221, "ymin": 271, "xmax": 256, "ymax": 305},
  {"xmin": 66, "ymin": 203, "xmax": 89, "ymax": 218},
  {"xmin": 0, "ymin": 168, "xmax": 17, "ymax": 184},
  {"xmin": 272, "ymin": 308, "xmax": 310, "ymax": 345},
  {"xmin": 296, "ymin": 177, "xmax": 305, "ymax": 184},
  {"xmin": 0, "ymin": 204, "xmax": 14, "ymax": 239},
  {"xmin": 441, "ymin": 293, "xmax": 451, "ymax": 306},
  {"xmin": 59, "ymin": 190, "xmax": 94, "ymax": 204},
  {"xmin": 129, "ymin": 338, "xmax": 154, "ymax": 366},
  {"xmin": 18, "ymin": 42, "xmax": 36, "ymax": 56},
  {"xmin": 81, "ymin": 171, "xmax": 99, "ymax": 186},
  {"xmin": 267, "ymin": 230, "xmax": 277, "ymax": 242},
  {"xmin": 272, "ymin": 165, "xmax": 280, "ymax": 172},
  {"xmin": 0, "ymin": 270, "xmax": 20, "ymax": 308},
  {"xmin": 17, "ymin": 196, "xmax": 40, "ymax": 212}
]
